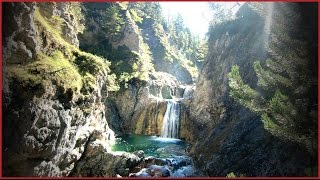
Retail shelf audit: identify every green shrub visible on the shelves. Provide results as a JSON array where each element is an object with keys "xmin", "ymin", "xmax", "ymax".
[{"xmin": 130, "ymin": 9, "xmax": 143, "ymax": 23}]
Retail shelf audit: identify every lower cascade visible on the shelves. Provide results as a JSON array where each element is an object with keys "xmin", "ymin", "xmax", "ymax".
[{"xmin": 161, "ymin": 100, "xmax": 180, "ymax": 138}]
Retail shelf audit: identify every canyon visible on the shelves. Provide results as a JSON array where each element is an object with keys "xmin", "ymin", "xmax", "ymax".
[{"xmin": 2, "ymin": 2, "xmax": 317, "ymax": 177}]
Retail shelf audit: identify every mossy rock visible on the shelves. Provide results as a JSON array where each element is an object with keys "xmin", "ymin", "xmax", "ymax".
[{"xmin": 7, "ymin": 51, "xmax": 82, "ymax": 94}]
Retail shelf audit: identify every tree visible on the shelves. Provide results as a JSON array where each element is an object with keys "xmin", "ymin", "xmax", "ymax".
[
  {"xmin": 227, "ymin": 4, "xmax": 317, "ymax": 155},
  {"xmin": 208, "ymin": 2, "xmax": 234, "ymax": 25},
  {"xmin": 101, "ymin": 5, "xmax": 125, "ymax": 40},
  {"xmin": 127, "ymin": 2, "xmax": 163, "ymax": 24}
]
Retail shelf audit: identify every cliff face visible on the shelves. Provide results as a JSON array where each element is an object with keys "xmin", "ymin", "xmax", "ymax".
[
  {"xmin": 76, "ymin": 3, "xmax": 199, "ymax": 137},
  {"xmin": 187, "ymin": 2, "xmax": 317, "ymax": 176},
  {"xmin": 37, "ymin": 2, "xmax": 82, "ymax": 47},
  {"xmin": 79, "ymin": 2, "xmax": 195, "ymax": 85},
  {"xmin": 2, "ymin": 2, "xmax": 142, "ymax": 177},
  {"xmin": 105, "ymin": 72, "xmax": 192, "ymax": 141},
  {"xmin": 3, "ymin": 2, "xmax": 38, "ymax": 64},
  {"xmin": 139, "ymin": 19, "xmax": 194, "ymax": 84}
]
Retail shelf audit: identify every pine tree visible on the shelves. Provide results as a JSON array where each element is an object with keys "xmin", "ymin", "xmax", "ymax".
[
  {"xmin": 101, "ymin": 5, "xmax": 125, "ymax": 40},
  {"xmin": 228, "ymin": 3, "xmax": 317, "ymax": 154}
]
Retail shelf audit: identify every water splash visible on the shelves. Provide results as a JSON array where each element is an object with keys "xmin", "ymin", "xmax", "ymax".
[{"xmin": 161, "ymin": 100, "xmax": 180, "ymax": 138}]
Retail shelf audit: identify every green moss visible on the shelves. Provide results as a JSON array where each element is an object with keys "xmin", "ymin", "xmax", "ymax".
[
  {"xmin": 130, "ymin": 9, "xmax": 143, "ymax": 23},
  {"xmin": 33, "ymin": 5, "xmax": 118, "ymax": 94},
  {"xmin": 7, "ymin": 51, "xmax": 82, "ymax": 93},
  {"xmin": 7, "ymin": 66, "xmax": 42, "ymax": 87},
  {"xmin": 107, "ymin": 73, "xmax": 120, "ymax": 92},
  {"xmin": 81, "ymin": 73, "xmax": 96, "ymax": 94},
  {"xmin": 73, "ymin": 51, "xmax": 109, "ymax": 76},
  {"xmin": 49, "ymin": 15, "xmax": 65, "ymax": 35},
  {"xmin": 35, "ymin": 7, "xmax": 68, "ymax": 47}
]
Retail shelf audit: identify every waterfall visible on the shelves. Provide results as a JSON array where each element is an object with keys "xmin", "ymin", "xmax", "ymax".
[{"xmin": 161, "ymin": 100, "xmax": 180, "ymax": 138}]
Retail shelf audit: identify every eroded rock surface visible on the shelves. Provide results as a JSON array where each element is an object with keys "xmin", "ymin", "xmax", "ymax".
[{"xmin": 106, "ymin": 72, "xmax": 193, "ymax": 140}]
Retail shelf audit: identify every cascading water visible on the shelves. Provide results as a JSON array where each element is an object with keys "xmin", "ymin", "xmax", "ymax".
[{"xmin": 161, "ymin": 100, "xmax": 180, "ymax": 138}]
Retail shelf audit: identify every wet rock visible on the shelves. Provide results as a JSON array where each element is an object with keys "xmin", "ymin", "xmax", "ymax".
[
  {"xmin": 130, "ymin": 165, "xmax": 171, "ymax": 177},
  {"xmin": 133, "ymin": 150, "xmax": 145, "ymax": 159},
  {"xmin": 143, "ymin": 156, "xmax": 167, "ymax": 167},
  {"xmin": 71, "ymin": 145, "xmax": 143, "ymax": 177},
  {"xmin": 171, "ymin": 165, "xmax": 200, "ymax": 177},
  {"xmin": 107, "ymin": 71, "xmax": 187, "ymax": 136},
  {"xmin": 107, "ymin": 71, "xmax": 195, "ymax": 139},
  {"xmin": 129, "ymin": 168, "xmax": 152, "ymax": 177},
  {"xmin": 148, "ymin": 165, "xmax": 171, "ymax": 177},
  {"xmin": 166, "ymin": 155, "xmax": 192, "ymax": 170},
  {"xmin": 161, "ymin": 85, "xmax": 173, "ymax": 99}
]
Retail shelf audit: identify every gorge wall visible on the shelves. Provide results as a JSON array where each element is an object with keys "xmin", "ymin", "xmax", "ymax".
[
  {"xmin": 2, "ymin": 2, "xmax": 144, "ymax": 176},
  {"xmin": 2, "ymin": 2, "xmax": 196, "ymax": 177},
  {"xmin": 105, "ymin": 72, "xmax": 192, "ymax": 140},
  {"xmin": 76, "ymin": 2, "xmax": 196, "ymax": 139},
  {"xmin": 187, "ymin": 2, "xmax": 318, "ymax": 176}
]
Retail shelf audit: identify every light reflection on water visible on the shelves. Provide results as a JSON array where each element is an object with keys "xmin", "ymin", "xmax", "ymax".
[{"xmin": 111, "ymin": 134, "xmax": 187, "ymax": 158}]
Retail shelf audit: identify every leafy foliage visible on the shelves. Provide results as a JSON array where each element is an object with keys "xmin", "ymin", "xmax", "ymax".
[
  {"xmin": 81, "ymin": 2, "xmax": 207, "ymax": 86},
  {"xmin": 80, "ymin": 3, "xmax": 155, "ymax": 88},
  {"xmin": 228, "ymin": 65, "xmax": 263, "ymax": 112}
]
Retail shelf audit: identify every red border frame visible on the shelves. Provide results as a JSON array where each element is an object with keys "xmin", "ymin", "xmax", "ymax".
[
  {"xmin": 0, "ymin": 1, "xmax": 3, "ymax": 179},
  {"xmin": 0, "ymin": 0, "xmax": 318, "ymax": 179},
  {"xmin": 0, "ymin": 0, "xmax": 319, "ymax": 2},
  {"xmin": 317, "ymin": 0, "xmax": 319, "ymax": 178}
]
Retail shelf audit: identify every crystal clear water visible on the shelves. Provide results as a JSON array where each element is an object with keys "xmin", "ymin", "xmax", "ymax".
[{"xmin": 112, "ymin": 134, "xmax": 187, "ymax": 158}]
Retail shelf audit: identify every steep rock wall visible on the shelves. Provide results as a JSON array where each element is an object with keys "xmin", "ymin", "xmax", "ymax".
[
  {"xmin": 79, "ymin": 2, "xmax": 194, "ymax": 85},
  {"xmin": 37, "ymin": 2, "xmax": 81, "ymax": 47},
  {"xmin": 187, "ymin": 2, "xmax": 317, "ymax": 176},
  {"xmin": 105, "ymin": 72, "xmax": 191, "ymax": 140},
  {"xmin": 2, "ymin": 2, "xmax": 142, "ymax": 177},
  {"xmin": 139, "ymin": 20, "xmax": 194, "ymax": 84}
]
